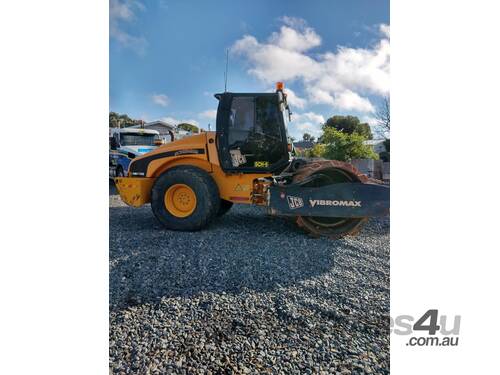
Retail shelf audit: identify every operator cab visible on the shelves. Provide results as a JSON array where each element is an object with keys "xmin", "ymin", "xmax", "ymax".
[{"xmin": 215, "ymin": 83, "xmax": 292, "ymax": 173}]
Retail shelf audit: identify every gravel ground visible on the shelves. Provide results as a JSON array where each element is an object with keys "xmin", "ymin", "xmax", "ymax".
[{"xmin": 109, "ymin": 182, "xmax": 390, "ymax": 374}]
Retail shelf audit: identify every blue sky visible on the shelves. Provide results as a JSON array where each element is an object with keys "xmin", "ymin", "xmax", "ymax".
[{"xmin": 110, "ymin": 0, "xmax": 389, "ymax": 138}]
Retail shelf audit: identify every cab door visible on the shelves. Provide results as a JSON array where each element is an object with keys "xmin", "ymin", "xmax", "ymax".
[{"xmin": 216, "ymin": 93, "xmax": 289, "ymax": 173}]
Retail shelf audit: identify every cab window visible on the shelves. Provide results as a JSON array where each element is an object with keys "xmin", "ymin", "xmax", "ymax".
[{"xmin": 227, "ymin": 95, "xmax": 286, "ymax": 169}]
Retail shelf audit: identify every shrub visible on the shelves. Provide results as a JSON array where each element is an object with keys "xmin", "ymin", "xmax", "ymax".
[{"xmin": 321, "ymin": 128, "xmax": 378, "ymax": 161}]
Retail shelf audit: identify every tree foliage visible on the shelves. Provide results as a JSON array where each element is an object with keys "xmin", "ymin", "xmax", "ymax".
[
  {"xmin": 302, "ymin": 132, "xmax": 316, "ymax": 142},
  {"xmin": 383, "ymin": 138, "xmax": 390, "ymax": 152},
  {"xmin": 379, "ymin": 151, "xmax": 390, "ymax": 162},
  {"xmin": 177, "ymin": 123, "xmax": 199, "ymax": 133},
  {"xmin": 320, "ymin": 127, "xmax": 378, "ymax": 161},
  {"xmin": 109, "ymin": 112, "xmax": 142, "ymax": 128},
  {"xmin": 307, "ymin": 143, "xmax": 326, "ymax": 158},
  {"xmin": 323, "ymin": 115, "xmax": 373, "ymax": 140}
]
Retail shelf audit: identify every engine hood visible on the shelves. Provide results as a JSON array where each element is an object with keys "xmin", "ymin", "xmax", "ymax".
[{"xmin": 119, "ymin": 145, "xmax": 157, "ymax": 156}]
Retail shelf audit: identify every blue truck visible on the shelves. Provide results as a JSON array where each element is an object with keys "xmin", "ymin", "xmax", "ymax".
[{"xmin": 109, "ymin": 127, "xmax": 161, "ymax": 177}]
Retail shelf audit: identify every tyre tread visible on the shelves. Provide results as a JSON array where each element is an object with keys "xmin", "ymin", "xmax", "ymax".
[{"xmin": 151, "ymin": 166, "xmax": 220, "ymax": 231}]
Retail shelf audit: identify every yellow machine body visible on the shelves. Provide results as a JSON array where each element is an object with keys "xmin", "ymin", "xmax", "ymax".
[
  {"xmin": 114, "ymin": 131, "xmax": 270, "ymax": 207},
  {"xmin": 114, "ymin": 177, "xmax": 154, "ymax": 207}
]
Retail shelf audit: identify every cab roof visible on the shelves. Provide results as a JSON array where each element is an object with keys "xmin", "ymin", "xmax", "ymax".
[
  {"xmin": 214, "ymin": 92, "xmax": 279, "ymax": 100},
  {"xmin": 110, "ymin": 128, "xmax": 160, "ymax": 135}
]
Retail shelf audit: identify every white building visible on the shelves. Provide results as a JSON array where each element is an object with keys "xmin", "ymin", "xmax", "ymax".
[{"xmin": 363, "ymin": 139, "xmax": 387, "ymax": 154}]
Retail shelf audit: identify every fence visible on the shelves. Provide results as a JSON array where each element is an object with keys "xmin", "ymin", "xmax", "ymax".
[{"xmin": 351, "ymin": 159, "xmax": 390, "ymax": 183}]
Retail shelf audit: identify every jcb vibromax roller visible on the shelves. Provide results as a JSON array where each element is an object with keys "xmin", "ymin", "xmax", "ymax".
[{"xmin": 115, "ymin": 83, "xmax": 389, "ymax": 239}]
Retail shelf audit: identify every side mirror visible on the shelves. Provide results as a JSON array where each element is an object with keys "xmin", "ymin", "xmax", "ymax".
[
  {"xmin": 110, "ymin": 137, "xmax": 118, "ymax": 150},
  {"xmin": 154, "ymin": 139, "xmax": 163, "ymax": 146}
]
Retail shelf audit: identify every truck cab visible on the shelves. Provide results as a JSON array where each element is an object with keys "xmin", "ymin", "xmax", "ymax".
[
  {"xmin": 109, "ymin": 128, "xmax": 162, "ymax": 177},
  {"xmin": 215, "ymin": 86, "xmax": 294, "ymax": 174}
]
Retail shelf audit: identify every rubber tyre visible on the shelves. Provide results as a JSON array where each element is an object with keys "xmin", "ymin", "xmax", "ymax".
[
  {"xmin": 217, "ymin": 199, "xmax": 233, "ymax": 217},
  {"xmin": 151, "ymin": 166, "xmax": 220, "ymax": 231},
  {"xmin": 292, "ymin": 160, "xmax": 367, "ymax": 239}
]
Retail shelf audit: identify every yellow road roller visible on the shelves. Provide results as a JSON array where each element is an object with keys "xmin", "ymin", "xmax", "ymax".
[{"xmin": 115, "ymin": 83, "xmax": 389, "ymax": 238}]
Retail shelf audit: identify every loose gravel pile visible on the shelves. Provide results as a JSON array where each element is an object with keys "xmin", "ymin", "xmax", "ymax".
[{"xmin": 109, "ymin": 184, "xmax": 390, "ymax": 374}]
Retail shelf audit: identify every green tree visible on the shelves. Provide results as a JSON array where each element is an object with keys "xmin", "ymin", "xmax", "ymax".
[
  {"xmin": 379, "ymin": 138, "xmax": 390, "ymax": 161},
  {"xmin": 109, "ymin": 112, "xmax": 142, "ymax": 128},
  {"xmin": 321, "ymin": 127, "xmax": 378, "ymax": 161},
  {"xmin": 109, "ymin": 112, "xmax": 119, "ymax": 127},
  {"xmin": 307, "ymin": 143, "xmax": 326, "ymax": 158},
  {"xmin": 302, "ymin": 132, "xmax": 316, "ymax": 142},
  {"xmin": 323, "ymin": 115, "xmax": 373, "ymax": 140},
  {"xmin": 383, "ymin": 138, "xmax": 390, "ymax": 152},
  {"xmin": 177, "ymin": 123, "xmax": 199, "ymax": 133},
  {"xmin": 379, "ymin": 151, "xmax": 390, "ymax": 162}
]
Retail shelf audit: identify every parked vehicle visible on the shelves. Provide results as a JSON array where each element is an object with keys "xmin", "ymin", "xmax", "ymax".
[{"xmin": 109, "ymin": 128, "xmax": 162, "ymax": 178}]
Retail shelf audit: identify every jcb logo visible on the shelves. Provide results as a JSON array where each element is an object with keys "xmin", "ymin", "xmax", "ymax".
[{"xmin": 287, "ymin": 196, "xmax": 304, "ymax": 209}]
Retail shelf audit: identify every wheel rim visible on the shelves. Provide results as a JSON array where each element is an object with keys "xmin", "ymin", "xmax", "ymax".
[{"xmin": 164, "ymin": 184, "xmax": 197, "ymax": 218}]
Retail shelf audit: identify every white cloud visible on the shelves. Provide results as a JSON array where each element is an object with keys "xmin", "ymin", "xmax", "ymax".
[
  {"xmin": 161, "ymin": 117, "xmax": 200, "ymax": 127},
  {"xmin": 331, "ymin": 90, "xmax": 375, "ymax": 113},
  {"xmin": 361, "ymin": 116, "xmax": 379, "ymax": 127},
  {"xmin": 294, "ymin": 112, "xmax": 325, "ymax": 125},
  {"xmin": 110, "ymin": 0, "xmax": 134, "ymax": 20},
  {"xmin": 289, "ymin": 112, "xmax": 325, "ymax": 139},
  {"xmin": 360, "ymin": 115, "xmax": 387, "ymax": 137},
  {"xmin": 268, "ymin": 19, "xmax": 321, "ymax": 52},
  {"xmin": 380, "ymin": 24, "xmax": 390, "ymax": 38},
  {"xmin": 231, "ymin": 35, "xmax": 320, "ymax": 82},
  {"xmin": 231, "ymin": 17, "xmax": 390, "ymax": 114},
  {"xmin": 110, "ymin": 0, "xmax": 147, "ymax": 55},
  {"xmin": 283, "ymin": 88, "xmax": 307, "ymax": 109},
  {"xmin": 198, "ymin": 109, "xmax": 217, "ymax": 120},
  {"xmin": 151, "ymin": 93, "xmax": 169, "ymax": 107},
  {"xmin": 280, "ymin": 16, "xmax": 308, "ymax": 29}
]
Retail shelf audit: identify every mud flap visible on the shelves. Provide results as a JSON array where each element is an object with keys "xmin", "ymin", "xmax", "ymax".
[{"xmin": 269, "ymin": 182, "xmax": 389, "ymax": 218}]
